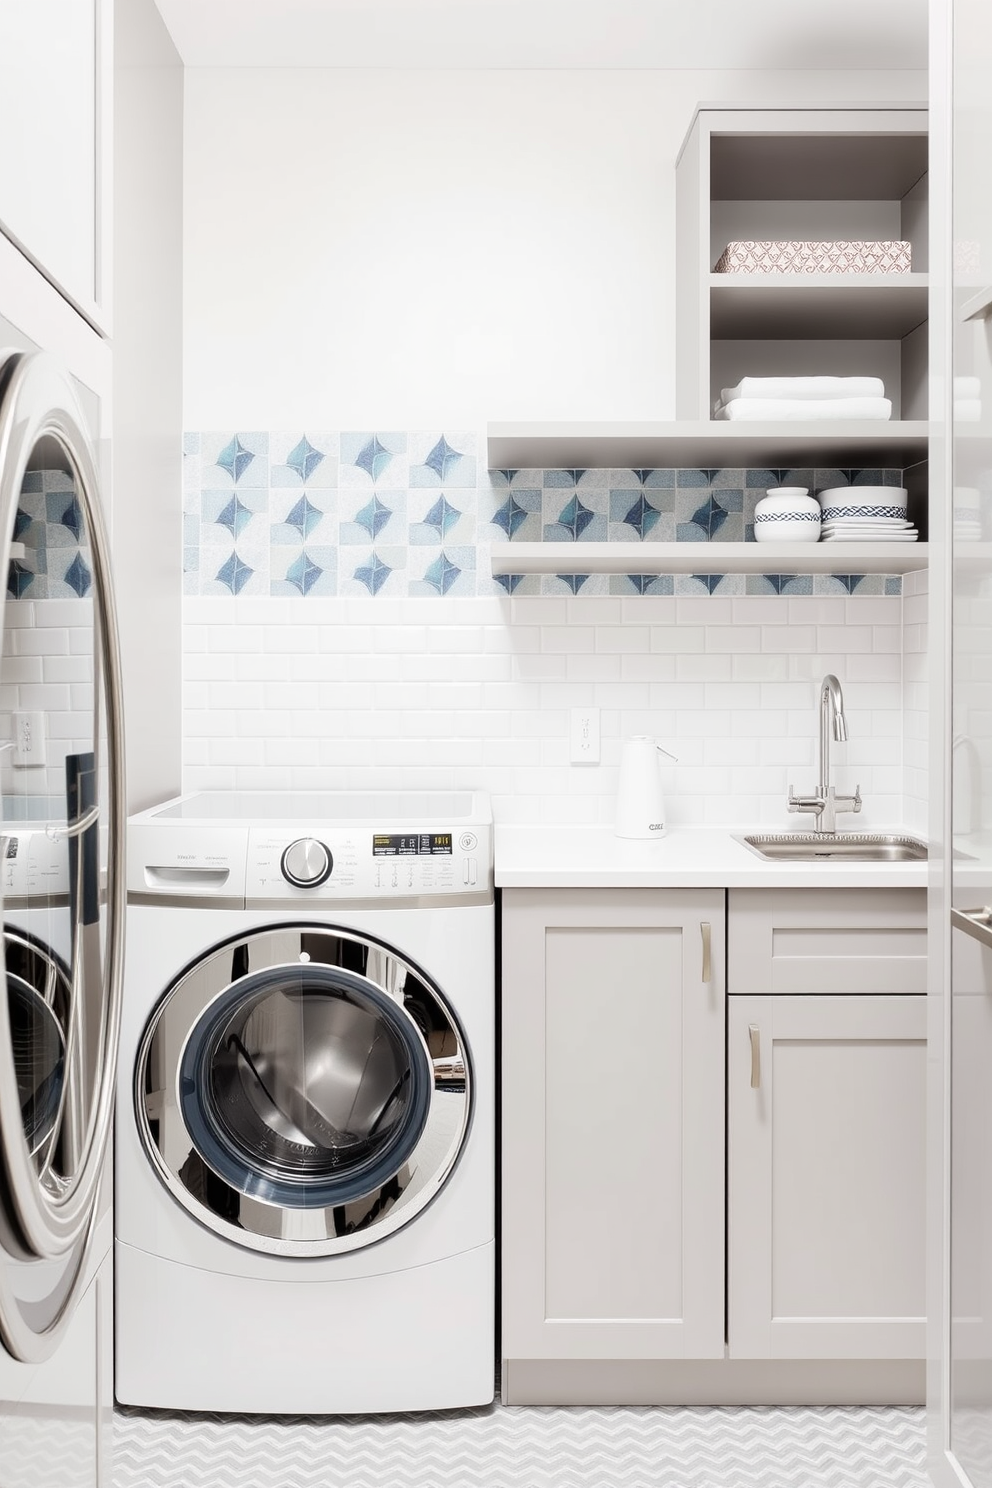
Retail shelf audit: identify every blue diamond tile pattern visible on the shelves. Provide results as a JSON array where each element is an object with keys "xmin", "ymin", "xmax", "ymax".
[
  {"xmin": 285, "ymin": 496, "xmax": 323, "ymax": 538},
  {"xmin": 216, "ymin": 552, "xmax": 254, "ymax": 594},
  {"xmin": 7, "ymin": 559, "xmax": 32, "ymax": 598},
  {"xmin": 63, "ymin": 553, "xmax": 92, "ymax": 597},
  {"xmin": 113, "ymin": 1404, "xmax": 927, "ymax": 1488},
  {"xmin": 557, "ymin": 496, "xmax": 595, "ymax": 540},
  {"xmin": 216, "ymin": 496, "xmax": 255, "ymax": 539},
  {"xmin": 59, "ymin": 494, "xmax": 82, "ymax": 539},
  {"xmin": 216, "ymin": 436, "xmax": 255, "ymax": 483},
  {"xmin": 13, "ymin": 507, "xmax": 31, "ymax": 540},
  {"xmin": 354, "ymin": 435, "xmax": 394, "ymax": 483},
  {"xmin": 354, "ymin": 552, "xmax": 392, "ymax": 595},
  {"xmin": 623, "ymin": 493, "xmax": 661, "ymax": 538},
  {"xmin": 181, "ymin": 439, "xmax": 908, "ymax": 596},
  {"xmin": 423, "ymin": 552, "xmax": 461, "ymax": 595},
  {"xmin": 354, "ymin": 495, "xmax": 393, "ymax": 540},
  {"xmin": 286, "ymin": 436, "xmax": 325, "ymax": 483},
  {"xmin": 492, "ymin": 496, "xmax": 530, "ymax": 538},
  {"xmin": 286, "ymin": 551, "xmax": 323, "ymax": 595},
  {"xmin": 422, "ymin": 495, "xmax": 461, "ymax": 538},
  {"xmin": 423, "ymin": 435, "xmax": 464, "ymax": 482},
  {"xmin": 690, "ymin": 495, "xmax": 729, "ymax": 538}
]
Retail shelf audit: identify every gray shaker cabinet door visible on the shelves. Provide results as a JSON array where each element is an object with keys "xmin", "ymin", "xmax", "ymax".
[{"xmin": 501, "ymin": 888, "xmax": 726, "ymax": 1363}]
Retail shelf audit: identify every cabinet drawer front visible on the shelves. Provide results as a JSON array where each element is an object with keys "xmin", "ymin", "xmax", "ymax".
[{"xmin": 728, "ymin": 888, "xmax": 927, "ymax": 995}]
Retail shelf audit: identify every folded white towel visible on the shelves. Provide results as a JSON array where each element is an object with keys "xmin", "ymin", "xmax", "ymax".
[
  {"xmin": 955, "ymin": 376, "xmax": 981, "ymax": 398},
  {"xmin": 720, "ymin": 376, "xmax": 886, "ymax": 404},
  {"xmin": 715, "ymin": 397, "xmax": 892, "ymax": 422}
]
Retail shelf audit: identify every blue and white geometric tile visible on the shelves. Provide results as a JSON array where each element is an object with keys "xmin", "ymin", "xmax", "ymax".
[
  {"xmin": 409, "ymin": 431, "xmax": 476, "ymax": 489},
  {"xmin": 202, "ymin": 432, "xmax": 269, "ymax": 489},
  {"xmin": 270, "ymin": 490, "xmax": 336, "ymax": 547},
  {"xmin": 202, "ymin": 488, "xmax": 268, "ymax": 537},
  {"xmin": 410, "ymin": 546, "xmax": 476, "ymax": 598},
  {"xmin": 271, "ymin": 545, "xmax": 337, "ymax": 598},
  {"xmin": 339, "ymin": 432, "xmax": 408, "ymax": 489},
  {"xmin": 339, "ymin": 490, "xmax": 405, "ymax": 546},
  {"xmin": 410, "ymin": 492, "xmax": 474, "ymax": 546},
  {"xmin": 269, "ymin": 432, "xmax": 339, "ymax": 488},
  {"xmin": 746, "ymin": 573, "xmax": 814, "ymax": 596},
  {"xmin": 541, "ymin": 572, "xmax": 610, "ymax": 596},
  {"xmin": 488, "ymin": 487, "xmax": 541, "ymax": 541},
  {"xmin": 676, "ymin": 573, "xmax": 743, "ymax": 596},
  {"xmin": 543, "ymin": 491, "xmax": 608, "ymax": 543},
  {"xmin": 610, "ymin": 573, "xmax": 676, "ymax": 596},
  {"xmin": 342, "ymin": 547, "xmax": 405, "ymax": 598}
]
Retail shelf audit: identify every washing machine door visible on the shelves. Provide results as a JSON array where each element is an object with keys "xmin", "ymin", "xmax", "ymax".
[
  {"xmin": 0, "ymin": 353, "xmax": 126, "ymax": 1362},
  {"xmin": 135, "ymin": 925, "xmax": 472, "ymax": 1256}
]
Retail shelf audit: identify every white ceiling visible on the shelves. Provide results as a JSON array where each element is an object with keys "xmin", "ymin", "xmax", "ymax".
[{"xmin": 153, "ymin": 0, "xmax": 928, "ymax": 71}]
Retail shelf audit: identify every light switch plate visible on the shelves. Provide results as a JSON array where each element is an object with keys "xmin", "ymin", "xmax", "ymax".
[{"xmin": 569, "ymin": 707, "xmax": 600, "ymax": 764}]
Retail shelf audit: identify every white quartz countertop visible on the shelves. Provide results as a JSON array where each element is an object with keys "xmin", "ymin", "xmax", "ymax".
[{"xmin": 495, "ymin": 826, "xmax": 930, "ymax": 890}]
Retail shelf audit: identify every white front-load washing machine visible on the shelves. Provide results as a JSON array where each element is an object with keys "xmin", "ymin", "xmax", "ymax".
[{"xmin": 115, "ymin": 790, "xmax": 494, "ymax": 1415}]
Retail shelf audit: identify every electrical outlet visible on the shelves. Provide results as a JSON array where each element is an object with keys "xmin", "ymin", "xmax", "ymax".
[
  {"xmin": 569, "ymin": 707, "xmax": 600, "ymax": 764},
  {"xmin": 13, "ymin": 711, "xmax": 45, "ymax": 767}
]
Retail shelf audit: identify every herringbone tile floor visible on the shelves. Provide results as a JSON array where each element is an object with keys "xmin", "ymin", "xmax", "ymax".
[{"xmin": 113, "ymin": 1401, "xmax": 927, "ymax": 1487}]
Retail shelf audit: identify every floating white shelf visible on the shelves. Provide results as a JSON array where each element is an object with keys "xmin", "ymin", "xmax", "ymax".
[
  {"xmin": 709, "ymin": 274, "xmax": 929, "ymax": 339},
  {"xmin": 487, "ymin": 421, "xmax": 929, "ymax": 471},
  {"xmin": 489, "ymin": 542, "xmax": 929, "ymax": 577}
]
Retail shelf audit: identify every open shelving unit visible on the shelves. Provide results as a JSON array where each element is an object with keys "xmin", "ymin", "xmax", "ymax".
[{"xmin": 486, "ymin": 106, "xmax": 930, "ymax": 576}]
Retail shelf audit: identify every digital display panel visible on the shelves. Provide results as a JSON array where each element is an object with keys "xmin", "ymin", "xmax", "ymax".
[{"xmin": 372, "ymin": 832, "xmax": 453, "ymax": 857}]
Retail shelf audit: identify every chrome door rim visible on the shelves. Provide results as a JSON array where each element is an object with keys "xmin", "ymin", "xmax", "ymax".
[
  {"xmin": 134, "ymin": 924, "xmax": 473, "ymax": 1257},
  {"xmin": 0, "ymin": 352, "xmax": 126, "ymax": 1360}
]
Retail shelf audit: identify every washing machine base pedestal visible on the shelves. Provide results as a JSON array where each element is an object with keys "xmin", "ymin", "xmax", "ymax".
[{"xmin": 114, "ymin": 1238, "xmax": 494, "ymax": 1414}]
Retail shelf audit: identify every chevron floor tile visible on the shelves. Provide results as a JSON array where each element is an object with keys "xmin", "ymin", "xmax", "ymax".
[{"xmin": 113, "ymin": 1401, "xmax": 927, "ymax": 1488}]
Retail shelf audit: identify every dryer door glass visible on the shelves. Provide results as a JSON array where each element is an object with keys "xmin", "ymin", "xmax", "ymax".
[
  {"xmin": 0, "ymin": 353, "xmax": 126, "ymax": 1362},
  {"xmin": 136, "ymin": 925, "xmax": 473, "ymax": 1256}
]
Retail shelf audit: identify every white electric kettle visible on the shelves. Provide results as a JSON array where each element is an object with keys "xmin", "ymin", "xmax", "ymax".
[{"xmin": 614, "ymin": 736, "xmax": 677, "ymax": 839}]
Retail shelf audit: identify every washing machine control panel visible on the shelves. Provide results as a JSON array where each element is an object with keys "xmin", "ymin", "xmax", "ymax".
[
  {"xmin": 246, "ymin": 823, "xmax": 491, "ymax": 900},
  {"xmin": 1, "ymin": 827, "xmax": 71, "ymax": 898}
]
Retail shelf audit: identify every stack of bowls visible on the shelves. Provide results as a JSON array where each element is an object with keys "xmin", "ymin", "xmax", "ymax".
[
  {"xmin": 817, "ymin": 485, "xmax": 916, "ymax": 541},
  {"xmin": 753, "ymin": 487, "xmax": 821, "ymax": 544}
]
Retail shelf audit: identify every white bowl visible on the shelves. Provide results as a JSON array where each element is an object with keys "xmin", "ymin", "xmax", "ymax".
[
  {"xmin": 754, "ymin": 491, "xmax": 821, "ymax": 543},
  {"xmin": 818, "ymin": 485, "xmax": 908, "ymax": 521},
  {"xmin": 754, "ymin": 517, "xmax": 822, "ymax": 543}
]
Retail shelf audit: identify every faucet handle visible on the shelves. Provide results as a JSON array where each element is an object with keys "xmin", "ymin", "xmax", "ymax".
[{"xmin": 788, "ymin": 785, "xmax": 825, "ymax": 814}]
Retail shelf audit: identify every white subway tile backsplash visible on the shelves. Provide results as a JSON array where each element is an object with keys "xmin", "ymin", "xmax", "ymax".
[
  {"xmin": 181, "ymin": 584, "xmax": 926, "ymax": 828},
  {"xmin": 675, "ymin": 654, "xmax": 732, "ymax": 681},
  {"xmin": 762, "ymin": 625, "xmax": 814, "ymax": 653}
]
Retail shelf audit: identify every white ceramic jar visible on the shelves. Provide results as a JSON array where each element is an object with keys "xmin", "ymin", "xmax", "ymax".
[{"xmin": 753, "ymin": 487, "xmax": 821, "ymax": 543}]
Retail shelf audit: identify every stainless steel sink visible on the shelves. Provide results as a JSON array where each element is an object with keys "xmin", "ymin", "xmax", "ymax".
[{"xmin": 736, "ymin": 832, "xmax": 928, "ymax": 863}]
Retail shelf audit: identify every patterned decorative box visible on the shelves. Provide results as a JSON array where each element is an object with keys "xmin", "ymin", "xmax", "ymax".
[{"xmin": 713, "ymin": 240, "xmax": 912, "ymax": 274}]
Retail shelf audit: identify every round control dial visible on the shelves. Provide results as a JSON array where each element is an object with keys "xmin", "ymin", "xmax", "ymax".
[{"xmin": 280, "ymin": 838, "xmax": 333, "ymax": 888}]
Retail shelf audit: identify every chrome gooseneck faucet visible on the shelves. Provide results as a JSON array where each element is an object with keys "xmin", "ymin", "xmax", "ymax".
[{"xmin": 788, "ymin": 673, "xmax": 862, "ymax": 834}]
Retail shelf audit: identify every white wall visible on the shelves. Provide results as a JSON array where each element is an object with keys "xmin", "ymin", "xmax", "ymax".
[
  {"xmin": 181, "ymin": 62, "xmax": 929, "ymax": 825},
  {"xmin": 183, "ymin": 66, "xmax": 926, "ymax": 429}
]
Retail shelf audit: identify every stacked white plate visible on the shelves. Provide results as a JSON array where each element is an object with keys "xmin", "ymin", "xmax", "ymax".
[{"xmin": 817, "ymin": 485, "xmax": 918, "ymax": 542}]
